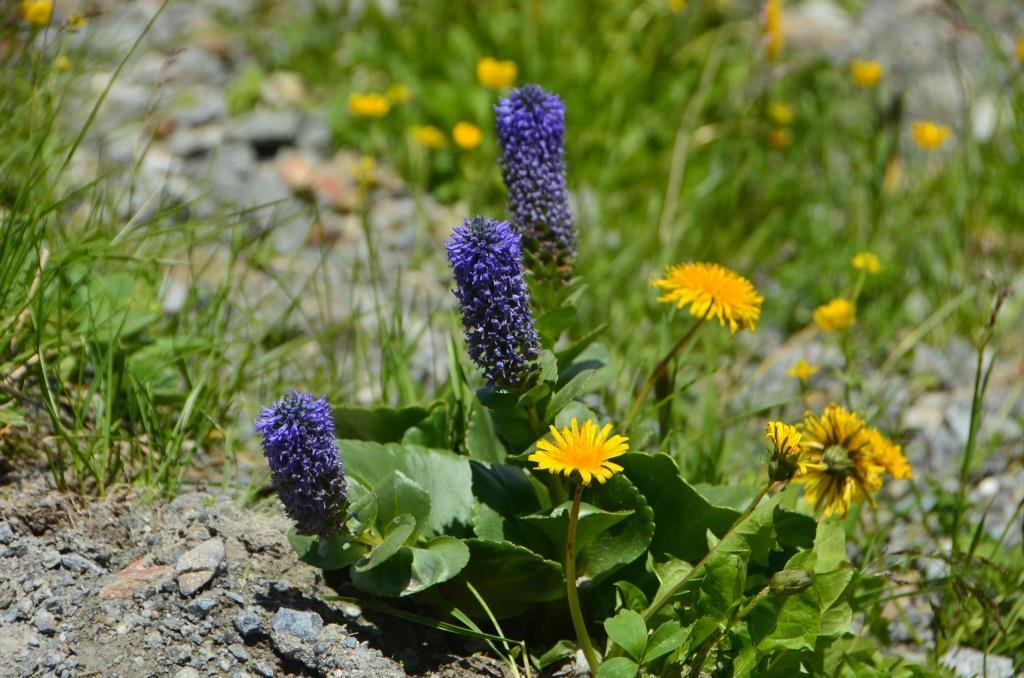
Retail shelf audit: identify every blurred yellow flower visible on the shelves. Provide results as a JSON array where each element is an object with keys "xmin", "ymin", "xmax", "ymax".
[
  {"xmin": 813, "ymin": 298, "xmax": 855, "ymax": 332},
  {"xmin": 667, "ymin": 0, "xmax": 687, "ymax": 13},
  {"xmin": 348, "ymin": 92, "xmax": 390, "ymax": 118},
  {"xmin": 866, "ymin": 428, "xmax": 912, "ymax": 480},
  {"xmin": 1017, "ymin": 35, "xmax": 1024, "ymax": 63},
  {"xmin": 476, "ymin": 57, "xmax": 518, "ymax": 90},
  {"xmin": 768, "ymin": 101, "xmax": 793, "ymax": 126},
  {"xmin": 55, "ymin": 55, "xmax": 71, "ymax": 71},
  {"xmin": 411, "ymin": 125, "xmax": 446, "ymax": 149},
  {"xmin": 529, "ymin": 419, "xmax": 628, "ymax": 485},
  {"xmin": 849, "ymin": 59, "xmax": 883, "ymax": 88},
  {"xmin": 67, "ymin": 12, "xmax": 88, "ymax": 30},
  {"xmin": 386, "ymin": 84, "xmax": 412, "ymax": 104},
  {"xmin": 798, "ymin": 405, "xmax": 885, "ymax": 516},
  {"xmin": 653, "ymin": 262, "xmax": 763, "ymax": 334},
  {"xmin": 851, "ymin": 251, "xmax": 881, "ymax": 274},
  {"xmin": 354, "ymin": 155, "xmax": 376, "ymax": 188},
  {"xmin": 21, "ymin": 0, "xmax": 53, "ymax": 25},
  {"xmin": 910, "ymin": 120, "xmax": 951, "ymax": 151},
  {"xmin": 452, "ymin": 122, "xmax": 482, "ymax": 149},
  {"xmin": 764, "ymin": 0, "xmax": 784, "ymax": 60},
  {"xmin": 768, "ymin": 128, "xmax": 792, "ymax": 149},
  {"xmin": 786, "ymin": 358, "xmax": 819, "ymax": 381}
]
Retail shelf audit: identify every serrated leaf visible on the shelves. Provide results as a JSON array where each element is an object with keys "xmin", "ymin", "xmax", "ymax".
[
  {"xmin": 596, "ymin": 657, "xmax": 639, "ymax": 678},
  {"xmin": 604, "ymin": 609, "xmax": 647, "ymax": 661},
  {"xmin": 374, "ymin": 471, "xmax": 431, "ymax": 538}
]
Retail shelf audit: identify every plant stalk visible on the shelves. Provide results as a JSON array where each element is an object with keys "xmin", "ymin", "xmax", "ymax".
[
  {"xmin": 625, "ymin": 314, "xmax": 706, "ymax": 429},
  {"xmin": 565, "ymin": 482, "xmax": 600, "ymax": 674}
]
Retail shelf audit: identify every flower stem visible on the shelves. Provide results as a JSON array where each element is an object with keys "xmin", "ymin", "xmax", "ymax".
[
  {"xmin": 625, "ymin": 315, "xmax": 706, "ymax": 429},
  {"xmin": 642, "ymin": 479, "xmax": 778, "ymax": 622},
  {"xmin": 565, "ymin": 482, "xmax": 600, "ymax": 674}
]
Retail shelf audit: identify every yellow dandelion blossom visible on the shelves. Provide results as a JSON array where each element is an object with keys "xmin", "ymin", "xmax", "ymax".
[
  {"xmin": 786, "ymin": 358, "xmax": 819, "ymax": 382},
  {"xmin": 529, "ymin": 419, "xmax": 629, "ymax": 485},
  {"xmin": 910, "ymin": 120, "xmax": 951, "ymax": 151},
  {"xmin": 851, "ymin": 251, "xmax": 881, "ymax": 274},
  {"xmin": 1016, "ymin": 35, "xmax": 1024, "ymax": 64},
  {"xmin": 67, "ymin": 12, "xmax": 88, "ymax": 30},
  {"xmin": 768, "ymin": 128, "xmax": 792, "ymax": 149},
  {"xmin": 764, "ymin": 0, "xmax": 784, "ymax": 60},
  {"xmin": 348, "ymin": 92, "xmax": 390, "ymax": 118},
  {"xmin": 667, "ymin": 0, "xmax": 687, "ymax": 14},
  {"xmin": 653, "ymin": 262, "xmax": 763, "ymax": 334},
  {"xmin": 813, "ymin": 298, "xmax": 855, "ymax": 332},
  {"xmin": 21, "ymin": 0, "xmax": 53, "ymax": 25},
  {"xmin": 411, "ymin": 125, "xmax": 446, "ymax": 149},
  {"xmin": 55, "ymin": 55, "xmax": 71, "ymax": 71},
  {"xmin": 768, "ymin": 102, "xmax": 794, "ymax": 126},
  {"xmin": 452, "ymin": 122, "xmax": 482, "ymax": 149},
  {"xmin": 849, "ymin": 59, "xmax": 883, "ymax": 88},
  {"xmin": 386, "ymin": 83, "xmax": 412, "ymax": 104},
  {"xmin": 476, "ymin": 57, "xmax": 518, "ymax": 90},
  {"xmin": 797, "ymin": 405, "xmax": 885, "ymax": 516},
  {"xmin": 866, "ymin": 428, "xmax": 912, "ymax": 479},
  {"xmin": 765, "ymin": 421, "xmax": 813, "ymax": 481}
]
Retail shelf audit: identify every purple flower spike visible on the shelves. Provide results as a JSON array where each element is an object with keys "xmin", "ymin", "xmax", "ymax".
[
  {"xmin": 446, "ymin": 217, "xmax": 541, "ymax": 389},
  {"xmin": 256, "ymin": 392, "xmax": 348, "ymax": 537},
  {"xmin": 495, "ymin": 84, "xmax": 575, "ymax": 281}
]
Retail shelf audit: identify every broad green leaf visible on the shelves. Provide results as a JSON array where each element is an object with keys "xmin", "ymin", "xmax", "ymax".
[
  {"xmin": 444, "ymin": 539, "xmax": 564, "ymax": 618},
  {"xmin": 813, "ymin": 519, "xmax": 847, "ymax": 574},
  {"xmin": 401, "ymin": 405, "xmax": 449, "ymax": 448},
  {"xmin": 519, "ymin": 502, "xmax": 634, "ymax": 556},
  {"xmin": 471, "ymin": 502, "xmax": 505, "ymax": 541},
  {"xmin": 604, "ymin": 609, "xmax": 647, "ymax": 661},
  {"xmin": 516, "ymin": 382, "xmax": 551, "ymax": 408},
  {"xmin": 341, "ymin": 440, "xmax": 473, "ymax": 536},
  {"xmin": 470, "ymin": 461, "xmax": 541, "ymax": 516},
  {"xmin": 650, "ymin": 558, "xmax": 693, "ymax": 615},
  {"xmin": 596, "ymin": 657, "xmax": 639, "ymax": 678},
  {"xmin": 374, "ymin": 470, "xmax": 431, "ymax": 538},
  {"xmin": 772, "ymin": 505, "xmax": 817, "ymax": 551},
  {"xmin": 465, "ymin": 400, "xmax": 504, "ymax": 463},
  {"xmin": 334, "ymin": 405, "xmax": 429, "ymax": 442},
  {"xmin": 694, "ymin": 483, "xmax": 758, "ymax": 511},
  {"xmin": 355, "ymin": 514, "xmax": 417, "ymax": 572},
  {"xmin": 645, "ymin": 621, "xmax": 687, "ymax": 662},
  {"xmin": 535, "ymin": 306, "xmax": 577, "ymax": 346},
  {"xmin": 614, "ymin": 581, "xmax": 648, "ymax": 612},
  {"xmin": 697, "ymin": 552, "xmax": 746, "ymax": 620},
  {"xmin": 749, "ymin": 592, "xmax": 820, "ymax": 652},
  {"xmin": 350, "ymin": 547, "xmax": 413, "ymax": 596},
  {"xmin": 286, "ymin": 530, "xmax": 366, "ymax": 571},
  {"xmin": 351, "ymin": 536, "xmax": 469, "ymax": 597}
]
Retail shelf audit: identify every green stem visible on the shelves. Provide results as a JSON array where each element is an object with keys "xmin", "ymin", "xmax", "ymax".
[
  {"xmin": 566, "ymin": 482, "xmax": 600, "ymax": 674},
  {"xmin": 625, "ymin": 315, "xmax": 706, "ymax": 429},
  {"xmin": 643, "ymin": 479, "xmax": 777, "ymax": 622}
]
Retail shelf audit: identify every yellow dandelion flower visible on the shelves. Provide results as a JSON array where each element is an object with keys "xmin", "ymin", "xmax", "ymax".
[
  {"xmin": 764, "ymin": 0, "xmax": 784, "ymax": 60},
  {"xmin": 667, "ymin": 0, "xmax": 687, "ymax": 13},
  {"xmin": 1016, "ymin": 35, "xmax": 1024, "ymax": 64},
  {"xmin": 768, "ymin": 128, "xmax": 792, "ymax": 149},
  {"xmin": 452, "ymin": 122, "xmax": 482, "ymax": 149},
  {"xmin": 910, "ymin": 120, "xmax": 951, "ymax": 151},
  {"xmin": 411, "ymin": 125, "xmax": 446, "ymax": 149},
  {"xmin": 866, "ymin": 428, "xmax": 912, "ymax": 479},
  {"xmin": 851, "ymin": 251, "xmax": 881, "ymax": 274},
  {"xmin": 849, "ymin": 59, "xmax": 883, "ymax": 88},
  {"xmin": 21, "ymin": 0, "xmax": 53, "ymax": 25},
  {"xmin": 476, "ymin": 57, "xmax": 518, "ymax": 90},
  {"xmin": 529, "ymin": 419, "xmax": 629, "ymax": 485},
  {"xmin": 797, "ymin": 405, "xmax": 885, "ymax": 516},
  {"xmin": 768, "ymin": 101, "xmax": 794, "ymax": 126},
  {"xmin": 67, "ymin": 12, "xmax": 88, "ymax": 30},
  {"xmin": 765, "ymin": 421, "xmax": 813, "ymax": 481},
  {"xmin": 813, "ymin": 298, "xmax": 855, "ymax": 332},
  {"xmin": 786, "ymin": 358, "xmax": 819, "ymax": 382},
  {"xmin": 653, "ymin": 262, "xmax": 763, "ymax": 334},
  {"xmin": 348, "ymin": 92, "xmax": 390, "ymax": 118},
  {"xmin": 386, "ymin": 83, "xmax": 412, "ymax": 104},
  {"xmin": 55, "ymin": 55, "xmax": 71, "ymax": 71}
]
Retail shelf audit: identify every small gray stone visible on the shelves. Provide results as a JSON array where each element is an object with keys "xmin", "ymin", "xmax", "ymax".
[
  {"xmin": 939, "ymin": 647, "xmax": 1014, "ymax": 678},
  {"xmin": 224, "ymin": 591, "xmax": 245, "ymax": 605},
  {"xmin": 233, "ymin": 609, "xmax": 263, "ymax": 638},
  {"xmin": 33, "ymin": 609, "xmax": 57, "ymax": 635},
  {"xmin": 0, "ymin": 521, "xmax": 14, "ymax": 544},
  {"xmin": 228, "ymin": 109, "xmax": 303, "ymax": 157},
  {"xmin": 173, "ymin": 668, "xmax": 201, "ymax": 678},
  {"xmin": 40, "ymin": 549, "xmax": 61, "ymax": 569},
  {"xmin": 253, "ymin": 663, "xmax": 274, "ymax": 678},
  {"xmin": 185, "ymin": 595, "xmax": 217, "ymax": 619},
  {"xmin": 61, "ymin": 554, "xmax": 106, "ymax": 575},
  {"xmin": 174, "ymin": 538, "xmax": 225, "ymax": 596},
  {"xmin": 270, "ymin": 607, "xmax": 322, "ymax": 641},
  {"xmin": 227, "ymin": 644, "xmax": 249, "ymax": 662}
]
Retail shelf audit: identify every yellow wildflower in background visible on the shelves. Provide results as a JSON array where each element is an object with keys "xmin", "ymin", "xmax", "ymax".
[
  {"xmin": 813, "ymin": 298, "xmax": 855, "ymax": 332},
  {"xmin": 55, "ymin": 55, "xmax": 71, "ymax": 71},
  {"xmin": 21, "ymin": 0, "xmax": 53, "ymax": 25},
  {"xmin": 354, "ymin": 155, "xmax": 376, "ymax": 188},
  {"xmin": 667, "ymin": 0, "xmax": 687, "ymax": 13},
  {"xmin": 529, "ymin": 419, "xmax": 629, "ymax": 485},
  {"xmin": 386, "ymin": 84, "xmax": 412, "ymax": 104},
  {"xmin": 910, "ymin": 120, "xmax": 951, "ymax": 151},
  {"xmin": 1016, "ymin": 35, "xmax": 1024, "ymax": 63},
  {"xmin": 476, "ymin": 57, "xmax": 518, "ymax": 90},
  {"xmin": 866, "ymin": 428, "xmax": 912, "ymax": 479},
  {"xmin": 763, "ymin": 0, "xmax": 784, "ymax": 60},
  {"xmin": 851, "ymin": 251, "xmax": 881, "ymax": 274},
  {"xmin": 768, "ymin": 101, "xmax": 794, "ymax": 126},
  {"xmin": 797, "ymin": 405, "xmax": 885, "ymax": 516},
  {"xmin": 411, "ymin": 125, "xmax": 446, "ymax": 149},
  {"xmin": 452, "ymin": 122, "xmax": 482, "ymax": 149},
  {"xmin": 67, "ymin": 12, "xmax": 88, "ymax": 30},
  {"xmin": 786, "ymin": 358, "xmax": 819, "ymax": 382},
  {"xmin": 653, "ymin": 263, "xmax": 763, "ymax": 333},
  {"xmin": 348, "ymin": 92, "xmax": 390, "ymax": 118},
  {"xmin": 849, "ymin": 59, "xmax": 883, "ymax": 88},
  {"xmin": 765, "ymin": 421, "xmax": 811, "ymax": 481},
  {"xmin": 768, "ymin": 128, "xmax": 792, "ymax": 149}
]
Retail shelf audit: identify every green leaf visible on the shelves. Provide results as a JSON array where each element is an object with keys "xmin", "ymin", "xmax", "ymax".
[
  {"xmin": 645, "ymin": 621, "xmax": 687, "ymax": 662},
  {"xmin": 444, "ymin": 539, "xmax": 564, "ymax": 618},
  {"xmin": 604, "ymin": 609, "xmax": 647, "ymax": 661},
  {"xmin": 546, "ymin": 368, "xmax": 596, "ymax": 421},
  {"xmin": 286, "ymin": 530, "xmax": 366, "ymax": 571},
  {"xmin": 596, "ymin": 657, "xmax": 639, "ymax": 678},
  {"xmin": 351, "ymin": 535, "xmax": 469, "ymax": 597},
  {"xmin": 555, "ymin": 323, "xmax": 607, "ymax": 370},
  {"xmin": 334, "ymin": 405, "xmax": 429, "ymax": 442},
  {"xmin": 813, "ymin": 519, "xmax": 847, "ymax": 574},
  {"xmin": 355, "ymin": 514, "xmax": 417, "ymax": 572},
  {"xmin": 374, "ymin": 471, "xmax": 431, "ymax": 538},
  {"xmin": 401, "ymin": 405, "xmax": 449, "ymax": 448},
  {"xmin": 614, "ymin": 581, "xmax": 649, "ymax": 613},
  {"xmin": 465, "ymin": 400, "xmax": 504, "ymax": 463},
  {"xmin": 535, "ymin": 306, "xmax": 577, "ymax": 347},
  {"xmin": 516, "ymin": 382, "xmax": 551, "ymax": 408},
  {"xmin": 341, "ymin": 441, "xmax": 473, "ymax": 536},
  {"xmin": 749, "ymin": 591, "xmax": 820, "ymax": 652},
  {"xmin": 697, "ymin": 552, "xmax": 746, "ymax": 620},
  {"xmin": 535, "ymin": 640, "xmax": 576, "ymax": 670}
]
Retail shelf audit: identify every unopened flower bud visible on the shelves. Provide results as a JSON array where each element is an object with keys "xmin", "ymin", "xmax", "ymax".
[{"xmin": 770, "ymin": 569, "xmax": 814, "ymax": 597}]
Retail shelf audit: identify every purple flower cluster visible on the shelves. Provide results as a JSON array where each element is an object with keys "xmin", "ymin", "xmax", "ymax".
[
  {"xmin": 446, "ymin": 217, "xmax": 540, "ymax": 389},
  {"xmin": 255, "ymin": 392, "xmax": 348, "ymax": 537},
  {"xmin": 495, "ymin": 84, "xmax": 575, "ymax": 281}
]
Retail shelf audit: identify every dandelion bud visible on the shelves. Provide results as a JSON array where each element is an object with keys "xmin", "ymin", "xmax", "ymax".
[
  {"xmin": 770, "ymin": 569, "xmax": 814, "ymax": 597},
  {"xmin": 256, "ymin": 392, "xmax": 349, "ymax": 537},
  {"xmin": 765, "ymin": 421, "xmax": 806, "ymax": 482}
]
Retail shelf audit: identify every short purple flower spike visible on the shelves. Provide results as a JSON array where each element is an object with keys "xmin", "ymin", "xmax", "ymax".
[
  {"xmin": 446, "ymin": 217, "xmax": 541, "ymax": 389},
  {"xmin": 495, "ymin": 84, "xmax": 575, "ymax": 281},
  {"xmin": 256, "ymin": 392, "xmax": 348, "ymax": 536}
]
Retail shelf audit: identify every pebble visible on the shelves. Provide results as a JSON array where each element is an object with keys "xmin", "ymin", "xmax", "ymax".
[
  {"xmin": 185, "ymin": 595, "xmax": 217, "ymax": 618},
  {"xmin": 173, "ymin": 668, "xmax": 202, "ymax": 678},
  {"xmin": 61, "ymin": 553, "xmax": 106, "ymax": 575},
  {"xmin": 174, "ymin": 538, "xmax": 225, "ymax": 596},
  {"xmin": 40, "ymin": 549, "xmax": 62, "ymax": 569},
  {"xmin": 32, "ymin": 609, "xmax": 57, "ymax": 635},
  {"xmin": 228, "ymin": 109, "xmax": 303, "ymax": 157},
  {"xmin": 939, "ymin": 647, "xmax": 1014, "ymax": 678},
  {"xmin": 227, "ymin": 643, "xmax": 249, "ymax": 662},
  {"xmin": 253, "ymin": 662, "xmax": 274, "ymax": 677},
  {"xmin": 270, "ymin": 607, "xmax": 323, "ymax": 641},
  {"xmin": 233, "ymin": 608, "xmax": 263, "ymax": 638},
  {"xmin": 0, "ymin": 521, "xmax": 14, "ymax": 544}
]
